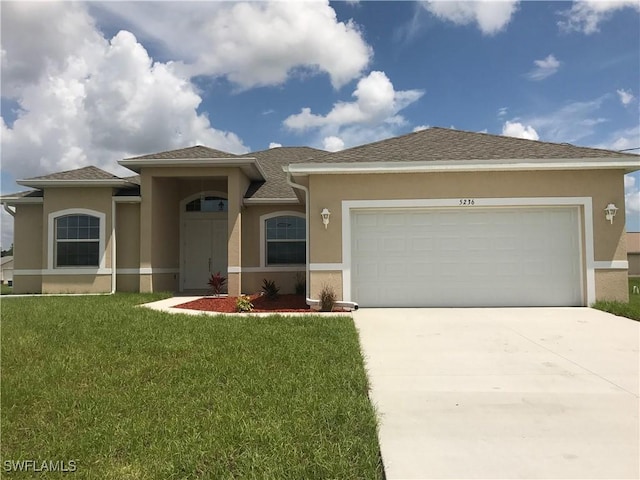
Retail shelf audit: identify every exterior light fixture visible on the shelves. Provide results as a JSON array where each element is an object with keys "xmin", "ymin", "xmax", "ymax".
[
  {"xmin": 604, "ymin": 203, "xmax": 618, "ymax": 224},
  {"xmin": 321, "ymin": 208, "xmax": 331, "ymax": 229}
]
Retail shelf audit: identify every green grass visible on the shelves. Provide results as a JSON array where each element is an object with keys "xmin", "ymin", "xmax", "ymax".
[
  {"xmin": 1, "ymin": 283, "xmax": 12, "ymax": 295},
  {"xmin": 1, "ymin": 294, "xmax": 382, "ymax": 479},
  {"xmin": 592, "ymin": 277, "xmax": 640, "ymax": 321}
]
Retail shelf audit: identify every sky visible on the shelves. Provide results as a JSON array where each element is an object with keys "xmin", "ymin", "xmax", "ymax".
[{"xmin": 1, "ymin": 0, "xmax": 639, "ymax": 249}]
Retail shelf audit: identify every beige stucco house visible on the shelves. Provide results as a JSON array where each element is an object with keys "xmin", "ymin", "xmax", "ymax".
[
  {"xmin": 0, "ymin": 256, "xmax": 13, "ymax": 285},
  {"xmin": 2, "ymin": 128, "xmax": 638, "ymax": 306}
]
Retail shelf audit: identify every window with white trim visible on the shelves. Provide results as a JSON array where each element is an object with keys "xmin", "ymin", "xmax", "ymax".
[
  {"xmin": 185, "ymin": 196, "xmax": 228, "ymax": 212},
  {"xmin": 265, "ymin": 215, "xmax": 306, "ymax": 265},
  {"xmin": 55, "ymin": 214, "xmax": 100, "ymax": 267}
]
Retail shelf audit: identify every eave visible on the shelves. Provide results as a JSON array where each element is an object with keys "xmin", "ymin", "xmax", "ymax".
[
  {"xmin": 284, "ymin": 157, "xmax": 640, "ymax": 176},
  {"xmin": 118, "ymin": 157, "xmax": 266, "ymax": 180}
]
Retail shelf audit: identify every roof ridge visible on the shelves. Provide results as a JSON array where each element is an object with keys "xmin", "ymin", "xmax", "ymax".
[{"xmin": 25, "ymin": 165, "xmax": 121, "ymax": 181}]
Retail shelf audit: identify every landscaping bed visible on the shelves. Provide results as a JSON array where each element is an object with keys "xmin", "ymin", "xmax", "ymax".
[{"xmin": 175, "ymin": 293, "xmax": 349, "ymax": 313}]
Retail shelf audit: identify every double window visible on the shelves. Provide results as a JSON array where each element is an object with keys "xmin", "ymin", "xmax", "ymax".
[
  {"xmin": 55, "ymin": 214, "xmax": 100, "ymax": 267},
  {"xmin": 265, "ymin": 215, "xmax": 306, "ymax": 265}
]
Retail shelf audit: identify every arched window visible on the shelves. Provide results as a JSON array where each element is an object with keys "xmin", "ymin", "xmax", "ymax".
[
  {"xmin": 55, "ymin": 214, "xmax": 100, "ymax": 266},
  {"xmin": 185, "ymin": 196, "xmax": 228, "ymax": 212},
  {"xmin": 265, "ymin": 215, "xmax": 306, "ymax": 265}
]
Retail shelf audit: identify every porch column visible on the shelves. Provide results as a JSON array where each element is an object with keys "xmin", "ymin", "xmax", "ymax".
[
  {"xmin": 139, "ymin": 173, "xmax": 153, "ymax": 292},
  {"xmin": 227, "ymin": 171, "xmax": 243, "ymax": 296}
]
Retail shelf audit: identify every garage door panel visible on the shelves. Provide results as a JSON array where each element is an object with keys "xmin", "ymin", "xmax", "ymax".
[{"xmin": 351, "ymin": 207, "xmax": 582, "ymax": 307}]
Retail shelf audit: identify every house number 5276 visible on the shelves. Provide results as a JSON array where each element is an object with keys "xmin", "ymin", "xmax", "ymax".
[{"xmin": 459, "ymin": 199, "xmax": 475, "ymax": 206}]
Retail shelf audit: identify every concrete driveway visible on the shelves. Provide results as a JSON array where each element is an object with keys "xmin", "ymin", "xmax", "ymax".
[{"xmin": 354, "ymin": 308, "xmax": 639, "ymax": 479}]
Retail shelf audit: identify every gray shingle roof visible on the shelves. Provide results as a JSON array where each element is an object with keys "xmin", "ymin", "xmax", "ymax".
[
  {"xmin": 242, "ymin": 147, "xmax": 325, "ymax": 199},
  {"xmin": 125, "ymin": 145, "xmax": 239, "ymax": 160},
  {"xmin": 5, "ymin": 128, "xmax": 636, "ymax": 202},
  {"xmin": 313, "ymin": 127, "xmax": 639, "ymax": 163},
  {"xmin": 24, "ymin": 166, "xmax": 121, "ymax": 181}
]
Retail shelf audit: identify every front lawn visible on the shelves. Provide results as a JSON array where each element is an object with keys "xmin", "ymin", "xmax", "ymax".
[
  {"xmin": 592, "ymin": 277, "xmax": 640, "ymax": 321},
  {"xmin": 1, "ymin": 283, "xmax": 12, "ymax": 295},
  {"xmin": 1, "ymin": 294, "xmax": 382, "ymax": 479}
]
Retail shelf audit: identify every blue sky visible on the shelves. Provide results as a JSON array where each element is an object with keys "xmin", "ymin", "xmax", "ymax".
[{"xmin": 1, "ymin": 0, "xmax": 639, "ymax": 248}]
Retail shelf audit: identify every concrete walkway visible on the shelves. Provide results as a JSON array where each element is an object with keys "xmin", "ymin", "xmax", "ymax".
[{"xmin": 354, "ymin": 308, "xmax": 640, "ymax": 479}]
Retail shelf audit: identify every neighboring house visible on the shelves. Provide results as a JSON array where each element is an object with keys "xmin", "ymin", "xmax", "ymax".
[
  {"xmin": 628, "ymin": 232, "xmax": 640, "ymax": 277},
  {"xmin": 1, "ymin": 128, "xmax": 638, "ymax": 306},
  {"xmin": 0, "ymin": 256, "xmax": 13, "ymax": 285}
]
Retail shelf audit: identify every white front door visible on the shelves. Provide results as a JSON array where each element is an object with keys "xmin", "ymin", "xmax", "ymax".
[{"xmin": 183, "ymin": 217, "xmax": 228, "ymax": 290}]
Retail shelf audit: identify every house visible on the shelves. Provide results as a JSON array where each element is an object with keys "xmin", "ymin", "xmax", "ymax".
[
  {"xmin": 2, "ymin": 127, "xmax": 638, "ymax": 306},
  {"xmin": 628, "ymin": 232, "xmax": 640, "ymax": 277},
  {"xmin": 0, "ymin": 256, "xmax": 13, "ymax": 285}
]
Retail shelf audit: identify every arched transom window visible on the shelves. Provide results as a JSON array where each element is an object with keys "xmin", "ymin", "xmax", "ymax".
[{"xmin": 185, "ymin": 196, "xmax": 228, "ymax": 212}]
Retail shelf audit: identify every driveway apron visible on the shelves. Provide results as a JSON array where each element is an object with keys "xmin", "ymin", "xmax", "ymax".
[{"xmin": 354, "ymin": 308, "xmax": 640, "ymax": 479}]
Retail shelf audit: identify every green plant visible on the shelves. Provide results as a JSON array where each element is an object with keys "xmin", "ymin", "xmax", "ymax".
[
  {"xmin": 294, "ymin": 272, "xmax": 306, "ymax": 296},
  {"xmin": 236, "ymin": 295, "xmax": 254, "ymax": 312},
  {"xmin": 208, "ymin": 271, "xmax": 227, "ymax": 296},
  {"xmin": 319, "ymin": 284, "xmax": 336, "ymax": 312},
  {"xmin": 261, "ymin": 278, "xmax": 280, "ymax": 299}
]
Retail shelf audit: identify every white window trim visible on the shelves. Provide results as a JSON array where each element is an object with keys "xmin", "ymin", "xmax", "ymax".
[
  {"xmin": 341, "ymin": 197, "xmax": 595, "ymax": 306},
  {"xmin": 259, "ymin": 211, "xmax": 306, "ymax": 269},
  {"xmin": 48, "ymin": 208, "xmax": 106, "ymax": 270}
]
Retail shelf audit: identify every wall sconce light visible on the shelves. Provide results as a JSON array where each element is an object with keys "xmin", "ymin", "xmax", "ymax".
[
  {"xmin": 321, "ymin": 208, "xmax": 331, "ymax": 229},
  {"xmin": 604, "ymin": 203, "xmax": 618, "ymax": 224}
]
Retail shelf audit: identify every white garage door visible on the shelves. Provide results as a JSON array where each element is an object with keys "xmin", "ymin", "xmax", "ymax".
[{"xmin": 351, "ymin": 207, "xmax": 582, "ymax": 307}]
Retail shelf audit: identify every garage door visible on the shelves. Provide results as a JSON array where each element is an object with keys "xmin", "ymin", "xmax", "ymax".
[{"xmin": 351, "ymin": 207, "xmax": 582, "ymax": 307}]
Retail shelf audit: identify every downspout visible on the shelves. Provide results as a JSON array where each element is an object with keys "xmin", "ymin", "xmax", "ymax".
[
  {"xmin": 285, "ymin": 169, "xmax": 358, "ymax": 311},
  {"xmin": 111, "ymin": 197, "xmax": 116, "ymax": 294}
]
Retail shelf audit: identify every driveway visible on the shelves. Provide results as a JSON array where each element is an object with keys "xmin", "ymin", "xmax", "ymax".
[{"xmin": 354, "ymin": 308, "xmax": 640, "ymax": 479}]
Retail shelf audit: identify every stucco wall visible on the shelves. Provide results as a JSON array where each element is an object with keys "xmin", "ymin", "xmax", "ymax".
[
  {"xmin": 306, "ymin": 169, "xmax": 628, "ymax": 303},
  {"xmin": 42, "ymin": 275, "xmax": 111, "ymax": 294},
  {"xmin": 241, "ymin": 270, "xmax": 305, "ymax": 295},
  {"xmin": 594, "ymin": 270, "xmax": 629, "ymax": 302},
  {"xmin": 116, "ymin": 203, "xmax": 140, "ymax": 269},
  {"xmin": 14, "ymin": 204, "xmax": 43, "ymax": 270}
]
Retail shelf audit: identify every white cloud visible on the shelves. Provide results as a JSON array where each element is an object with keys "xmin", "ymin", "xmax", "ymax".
[
  {"xmin": 1, "ymin": 210, "xmax": 14, "ymax": 252},
  {"xmin": 498, "ymin": 107, "xmax": 508, "ymax": 117},
  {"xmin": 625, "ymin": 175, "xmax": 636, "ymax": 189},
  {"xmin": 413, "ymin": 125, "xmax": 429, "ymax": 132},
  {"xmin": 322, "ymin": 136, "xmax": 345, "ymax": 152},
  {"xmin": 92, "ymin": 1, "xmax": 372, "ymax": 89},
  {"xmin": 268, "ymin": 142, "xmax": 282, "ymax": 149},
  {"xmin": 617, "ymin": 89, "xmax": 635, "ymax": 106},
  {"xmin": 285, "ymin": 71, "xmax": 423, "ymax": 131},
  {"xmin": 421, "ymin": 0, "xmax": 520, "ymax": 35},
  {"xmin": 502, "ymin": 121, "xmax": 539, "ymax": 140},
  {"xmin": 1, "ymin": 3, "xmax": 249, "ymax": 183},
  {"xmin": 594, "ymin": 125, "xmax": 640, "ymax": 152},
  {"xmin": 514, "ymin": 96, "xmax": 611, "ymax": 144},
  {"xmin": 284, "ymin": 70, "xmax": 424, "ymax": 150},
  {"xmin": 558, "ymin": 0, "xmax": 640, "ymax": 34},
  {"xmin": 526, "ymin": 54, "xmax": 561, "ymax": 81}
]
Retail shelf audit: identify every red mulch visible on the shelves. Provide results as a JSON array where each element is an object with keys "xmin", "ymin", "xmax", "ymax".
[{"xmin": 175, "ymin": 293, "xmax": 315, "ymax": 313}]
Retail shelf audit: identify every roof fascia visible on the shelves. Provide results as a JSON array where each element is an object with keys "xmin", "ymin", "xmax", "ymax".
[
  {"xmin": 284, "ymin": 158, "xmax": 640, "ymax": 176},
  {"xmin": 118, "ymin": 157, "xmax": 266, "ymax": 180},
  {"xmin": 1, "ymin": 197, "xmax": 44, "ymax": 205}
]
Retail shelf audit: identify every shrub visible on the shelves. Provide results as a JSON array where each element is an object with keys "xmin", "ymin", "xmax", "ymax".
[
  {"xmin": 261, "ymin": 279, "xmax": 280, "ymax": 300},
  {"xmin": 236, "ymin": 295, "xmax": 254, "ymax": 313},
  {"xmin": 208, "ymin": 272, "xmax": 227, "ymax": 296},
  {"xmin": 294, "ymin": 272, "xmax": 306, "ymax": 296},
  {"xmin": 319, "ymin": 284, "xmax": 336, "ymax": 312}
]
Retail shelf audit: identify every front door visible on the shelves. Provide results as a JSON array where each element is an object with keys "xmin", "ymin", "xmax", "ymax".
[{"xmin": 183, "ymin": 217, "xmax": 228, "ymax": 290}]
